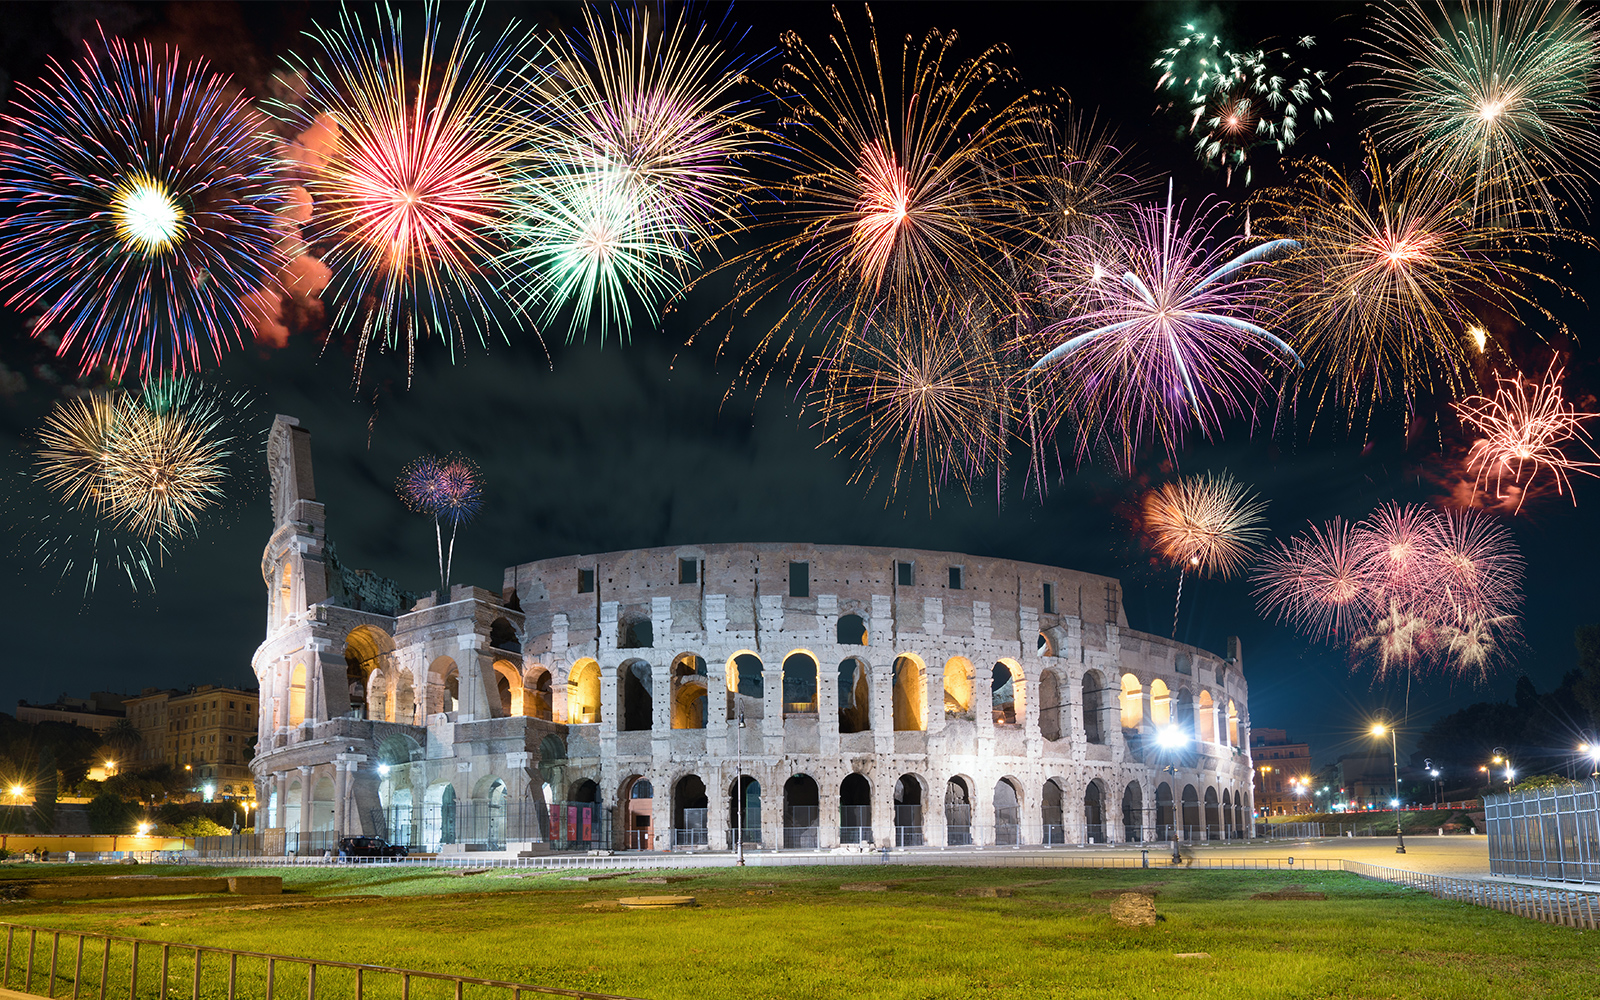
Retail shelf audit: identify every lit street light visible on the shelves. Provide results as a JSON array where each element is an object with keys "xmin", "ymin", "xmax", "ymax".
[
  {"xmin": 1370, "ymin": 721, "xmax": 1406, "ymax": 855},
  {"xmin": 1158, "ymin": 726, "xmax": 1186, "ymax": 864}
]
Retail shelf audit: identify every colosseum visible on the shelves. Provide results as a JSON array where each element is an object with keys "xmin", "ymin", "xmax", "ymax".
[{"xmin": 251, "ymin": 415, "xmax": 1257, "ymax": 856}]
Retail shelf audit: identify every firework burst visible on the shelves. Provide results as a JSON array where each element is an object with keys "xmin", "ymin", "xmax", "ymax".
[
  {"xmin": 1028, "ymin": 183, "xmax": 1301, "ymax": 471},
  {"xmin": 1249, "ymin": 149, "xmax": 1570, "ymax": 433},
  {"xmin": 0, "ymin": 31, "xmax": 284, "ymax": 376},
  {"xmin": 1360, "ymin": 0, "xmax": 1600, "ymax": 230},
  {"xmin": 1455, "ymin": 362, "xmax": 1600, "ymax": 511},
  {"xmin": 1252, "ymin": 517, "xmax": 1378, "ymax": 644},
  {"xmin": 1142, "ymin": 470, "xmax": 1269, "ymax": 636},
  {"xmin": 398, "ymin": 453, "xmax": 484, "ymax": 593},
  {"xmin": 278, "ymin": 1, "xmax": 537, "ymax": 381}
]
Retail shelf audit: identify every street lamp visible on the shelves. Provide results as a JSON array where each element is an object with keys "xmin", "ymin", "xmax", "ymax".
[
  {"xmin": 1157, "ymin": 725, "xmax": 1185, "ymax": 863},
  {"xmin": 1369, "ymin": 721, "xmax": 1406, "ymax": 855},
  {"xmin": 1424, "ymin": 759, "xmax": 1441, "ymax": 809},
  {"xmin": 1489, "ymin": 748, "xmax": 1512, "ymax": 792},
  {"xmin": 1579, "ymin": 743, "xmax": 1600, "ymax": 779}
]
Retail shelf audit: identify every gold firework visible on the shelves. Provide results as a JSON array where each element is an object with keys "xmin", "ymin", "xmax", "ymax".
[
  {"xmin": 1143, "ymin": 470, "xmax": 1270, "ymax": 579},
  {"xmin": 35, "ymin": 394, "xmax": 126, "ymax": 515}
]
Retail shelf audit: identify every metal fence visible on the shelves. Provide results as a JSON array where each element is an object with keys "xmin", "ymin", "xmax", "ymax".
[
  {"xmin": 1346, "ymin": 861, "xmax": 1600, "ymax": 930},
  {"xmin": 1483, "ymin": 779, "xmax": 1600, "ymax": 885},
  {"xmin": 0, "ymin": 922, "xmax": 645, "ymax": 1000}
]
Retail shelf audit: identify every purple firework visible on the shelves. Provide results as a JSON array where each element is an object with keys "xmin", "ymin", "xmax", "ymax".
[{"xmin": 397, "ymin": 454, "xmax": 484, "ymax": 594}]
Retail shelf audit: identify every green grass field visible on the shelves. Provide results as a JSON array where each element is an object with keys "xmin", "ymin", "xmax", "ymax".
[{"xmin": 0, "ymin": 863, "xmax": 1594, "ymax": 1000}]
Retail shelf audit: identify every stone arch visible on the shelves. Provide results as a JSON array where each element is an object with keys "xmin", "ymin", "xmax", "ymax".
[
  {"xmin": 945, "ymin": 774, "xmax": 974, "ymax": 846},
  {"xmin": 1181, "ymin": 784, "xmax": 1201, "ymax": 840},
  {"xmin": 426, "ymin": 656, "xmax": 460, "ymax": 716},
  {"xmin": 1155, "ymin": 781, "xmax": 1174, "ymax": 840},
  {"xmin": 619, "ymin": 612, "xmax": 653, "ymax": 650},
  {"xmin": 1122, "ymin": 781, "xmax": 1144, "ymax": 842},
  {"xmin": 1173, "ymin": 687, "xmax": 1195, "ymax": 737},
  {"xmin": 942, "ymin": 657, "xmax": 974, "ymax": 719},
  {"xmin": 892, "ymin": 773, "xmax": 926, "ymax": 846},
  {"xmin": 472, "ymin": 775, "xmax": 509, "ymax": 848},
  {"xmin": 366, "ymin": 668, "xmax": 391, "ymax": 722},
  {"xmin": 1198, "ymin": 690, "xmax": 1217, "ymax": 742},
  {"xmin": 672, "ymin": 774, "xmax": 708, "ymax": 846},
  {"xmin": 1042, "ymin": 777, "xmax": 1067, "ymax": 844},
  {"xmin": 1119, "ymin": 673, "xmax": 1144, "ymax": 729},
  {"xmin": 991, "ymin": 659, "xmax": 1025, "ymax": 725},
  {"xmin": 618, "ymin": 657, "xmax": 653, "ymax": 732},
  {"xmin": 566, "ymin": 658, "xmax": 601, "ymax": 724},
  {"xmin": 565, "ymin": 778, "xmax": 603, "ymax": 848},
  {"xmin": 488, "ymin": 617, "xmax": 521, "ymax": 653},
  {"xmin": 1150, "ymin": 678, "xmax": 1171, "ymax": 728},
  {"xmin": 726, "ymin": 651, "xmax": 764, "ymax": 721},
  {"xmin": 393, "ymin": 669, "xmax": 417, "ymax": 725},
  {"xmin": 288, "ymin": 662, "xmax": 307, "ymax": 727},
  {"xmin": 728, "ymin": 774, "xmax": 760, "ymax": 847},
  {"xmin": 1038, "ymin": 669, "xmax": 1064, "ymax": 741},
  {"xmin": 1083, "ymin": 778, "xmax": 1106, "ymax": 844},
  {"xmin": 837, "ymin": 613, "xmax": 868, "ymax": 646},
  {"xmin": 492, "ymin": 659, "xmax": 522, "ymax": 717},
  {"xmin": 838, "ymin": 657, "xmax": 870, "ymax": 733},
  {"xmin": 310, "ymin": 775, "xmax": 336, "ymax": 833},
  {"xmin": 284, "ymin": 778, "xmax": 302, "ymax": 834},
  {"xmin": 423, "ymin": 781, "xmax": 457, "ymax": 849},
  {"xmin": 892, "ymin": 653, "xmax": 927, "ymax": 731},
  {"xmin": 1205, "ymin": 786, "xmax": 1221, "ymax": 840},
  {"xmin": 621, "ymin": 775, "xmax": 654, "ymax": 850},
  {"xmin": 1221, "ymin": 789, "xmax": 1233, "ymax": 839},
  {"xmin": 279, "ymin": 563, "xmax": 293, "ymax": 625},
  {"xmin": 783, "ymin": 773, "xmax": 820, "ymax": 848},
  {"xmin": 670, "ymin": 653, "xmax": 708, "ymax": 729},
  {"xmin": 1227, "ymin": 699, "xmax": 1240, "ymax": 746},
  {"xmin": 1235, "ymin": 797, "xmax": 1246, "ymax": 835},
  {"xmin": 782, "ymin": 651, "xmax": 819, "ymax": 715},
  {"xmin": 344, "ymin": 625, "xmax": 395, "ymax": 720},
  {"xmin": 1081, "ymin": 669, "xmax": 1105, "ymax": 744},
  {"xmin": 524, "ymin": 663, "xmax": 553, "ymax": 720},
  {"xmin": 839, "ymin": 772, "xmax": 872, "ymax": 844},
  {"xmin": 994, "ymin": 777, "xmax": 1023, "ymax": 845}
]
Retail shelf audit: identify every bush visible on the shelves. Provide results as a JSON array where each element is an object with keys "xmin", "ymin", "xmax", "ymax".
[
  {"xmin": 160, "ymin": 816, "xmax": 231, "ymax": 838},
  {"xmin": 86, "ymin": 792, "xmax": 135, "ymax": 834}
]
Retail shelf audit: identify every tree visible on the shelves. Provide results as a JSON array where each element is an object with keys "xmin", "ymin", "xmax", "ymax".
[
  {"xmin": 86, "ymin": 792, "xmax": 135, "ymax": 834},
  {"xmin": 1575, "ymin": 625, "xmax": 1600, "ymax": 731}
]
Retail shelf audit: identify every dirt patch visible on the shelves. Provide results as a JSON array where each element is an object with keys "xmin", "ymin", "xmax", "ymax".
[
  {"xmin": 1109, "ymin": 893, "xmax": 1159, "ymax": 927},
  {"xmin": 957, "ymin": 886, "xmax": 1015, "ymax": 898},
  {"xmin": 1251, "ymin": 885, "xmax": 1327, "ymax": 901},
  {"xmin": 840, "ymin": 883, "xmax": 891, "ymax": 892},
  {"xmin": 578, "ymin": 900, "xmax": 622, "ymax": 910}
]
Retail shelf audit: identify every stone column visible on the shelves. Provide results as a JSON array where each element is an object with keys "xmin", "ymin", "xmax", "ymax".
[
  {"xmin": 334, "ymin": 752, "xmax": 365, "ymax": 837},
  {"xmin": 971, "ymin": 776, "xmax": 992, "ymax": 847},
  {"xmin": 306, "ymin": 637, "xmax": 333, "ymax": 723},
  {"xmin": 297, "ymin": 765, "xmax": 314, "ymax": 837},
  {"xmin": 926, "ymin": 779, "xmax": 947, "ymax": 848},
  {"xmin": 817, "ymin": 770, "xmax": 840, "ymax": 849}
]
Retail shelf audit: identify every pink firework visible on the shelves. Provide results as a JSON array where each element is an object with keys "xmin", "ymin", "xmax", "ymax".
[
  {"xmin": 851, "ymin": 143, "xmax": 916, "ymax": 290},
  {"xmin": 1252, "ymin": 517, "xmax": 1377, "ymax": 644},
  {"xmin": 1355, "ymin": 501, "xmax": 1441, "ymax": 610},
  {"xmin": 1428, "ymin": 508, "xmax": 1524, "ymax": 631},
  {"xmin": 1455, "ymin": 363, "xmax": 1600, "ymax": 512}
]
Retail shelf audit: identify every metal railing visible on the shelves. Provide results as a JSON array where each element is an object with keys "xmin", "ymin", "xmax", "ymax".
[
  {"xmin": 1484, "ymin": 779, "xmax": 1600, "ymax": 884},
  {"xmin": 0, "ymin": 923, "xmax": 645, "ymax": 1000},
  {"xmin": 1345, "ymin": 862, "xmax": 1600, "ymax": 930}
]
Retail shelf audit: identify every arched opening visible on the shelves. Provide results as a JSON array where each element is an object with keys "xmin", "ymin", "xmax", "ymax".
[
  {"xmin": 1198, "ymin": 690, "xmax": 1216, "ymax": 742},
  {"xmin": 991, "ymin": 660, "xmax": 1024, "ymax": 725},
  {"xmin": 279, "ymin": 564, "xmax": 293, "ymax": 624},
  {"xmin": 1227, "ymin": 699, "xmax": 1240, "ymax": 747},
  {"xmin": 618, "ymin": 659, "xmax": 653, "ymax": 732},
  {"xmin": 393, "ymin": 670, "xmax": 417, "ymax": 725},
  {"xmin": 1205, "ymin": 787, "xmax": 1221, "ymax": 840},
  {"xmin": 472, "ymin": 777, "xmax": 507, "ymax": 849},
  {"xmin": 1173, "ymin": 688, "xmax": 1195, "ymax": 737},
  {"xmin": 567, "ymin": 659, "xmax": 601, "ymax": 724},
  {"xmin": 559, "ymin": 779, "xmax": 603, "ymax": 849},
  {"xmin": 728, "ymin": 776, "xmax": 760, "ymax": 848},
  {"xmin": 370, "ymin": 669, "xmax": 394, "ymax": 722},
  {"xmin": 621, "ymin": 776, "xmax": 654, "ymax": 850},
  {"xmin": 426, "ymin": 656, "xmax": 459, "ymax": 716},
  {"xmin": 1119, "ymin": 674, "xmax": 1144, "ymax": 729},
  {"xmin": 893, "ymin": 774, "xmax": 924, "ymax": 846},
  {"xmin": 839, "ymin": 773, "xmax": 872, "ymax": 844},
  {"xmin": 1182, "ymin": 784, "xmax": 1200, "ymax": 841},
  {"xmin": 783, "ymin": 774, "xmax": 820, "ymax": 848},
  {"xmin": 311, "ymin": 776, "xmax": 336, "ymax": 833},
  {"xmin": 489, "ymin": 617, "xmax": 521, "ymax": 653},
  {"xmin": 727, "ymin": 652, "xmax": 764, "ymax": 721},
  {"xmin": 1039, "ymin": 670, "xmax": 1062, "ymax": 741},
  {"xmin": 672, "ymin": 775, "xmax": 708, "ymax": 847},
  {"xmin": 671, "ymin": 654, "xmax": 708, "ymax": 729},
  {"xmin": 1082, "ymin": 671, "xmax": 1104, "ymax": 744},
  {"xmin": 1150, "ymin": 679, "xmax": 1171, "ymax": 728},
  {"xmin": 1042, "ymin": 778, "xmax": 1066, "ymax": 845},
  {"xmin": 782, "ymin": 652, "xmax": 819, "ymax": 715},
  {"xmin": 1083, "ymin": 781, "xmax": 1105, "ymax": 844},
  {"xmin": 892, "ymin": 655, "xmax": 926, "ymax": 731},
  {"xmin": 525, "ymin": 665, "xmax": 553, "ymax": 720},
  {"xmin": 288, "ymin": 663, "xmax": 307, "ymax": 727},
  {"xmin": 1122, "ymin": 782, "xmax": 1144, "ymax": 842},
  {"xmin": 942, "ymin": 657, "xmax": 974, "ymax": 719},
  {"xmin": 493, "ymin": 659, "xmax": 522, "ymax": 717},
  {"xmin": 343, "ymin": 625, "xmax": 394, "ymax": 720},
  {"xmin": 1235, "ymin": 798, "xmax": 1246, "ymax": 837},
  {"xmin": 837, "ymin": 613, "xmax": 868, "ymax": 645},
  {"xmin": 837, "ymin": 658, "xmax": 870, "ymax": 733},
  {"xmin": 1037, "ymin": 630, "xmax": 1056, "ymax": 656},
  {"xmin": 619, "ymin": 614, "xmax": 653, "ymax": 650},
  {"xmin": 1155, "ymin": 782, "xmax": 1174, "ymax": 841},
  {"xmin": 1221, "ymin": 789, "xmax": 1233, "ymax": 839},
  {"xmin": 386, "ymin": 787, "xmax": 413, "ymax": 846},
  {"xmin": 945, "ymin": 776, "xmax": 972, "ymax": 846},
  {"xmin": 283, "ymin": 779, "xmax": 302, "ymax": 836},
  {"xmin": 994, "ymin": 778, "xmax": 1022, "ymax": 845}
]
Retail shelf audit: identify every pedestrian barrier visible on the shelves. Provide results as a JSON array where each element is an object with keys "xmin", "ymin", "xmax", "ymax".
[{"xmin": 1343, "ymin": 860, "xmax": 1600, "ymax": 930}]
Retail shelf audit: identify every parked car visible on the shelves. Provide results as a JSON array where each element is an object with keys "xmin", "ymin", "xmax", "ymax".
[{"xmin": 337, "ymin": 836, "xmax": 407, "ymax": 859}]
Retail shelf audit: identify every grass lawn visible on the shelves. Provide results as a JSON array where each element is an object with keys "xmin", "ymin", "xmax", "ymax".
[{"xmin": 0, "ymin": 863, "xmax": 1594, "ymax": 999}]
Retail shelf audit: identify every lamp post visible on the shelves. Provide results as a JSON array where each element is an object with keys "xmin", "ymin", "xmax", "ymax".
[
  {"xmin": 1489, "ymin": 747, "xmax": 1512, "ymax": 792},
  {"xmin": 1157, "ymin": 725, "xmax": 1185, "ymax": 864},
  {"xmin": 1424, "ymin": 759, "xmax": 1441, "ymax": 808},
  {"xmin": 1370, "ymin": 721, "xmax": 1405, "ymax": 854},
  {"xmin": 1581, "ymin": 743, "xmax": 1600, "ymax": 779},
  {"xmin": 734, "ymin": 709, "xmax": 746, "ymax": 866}
]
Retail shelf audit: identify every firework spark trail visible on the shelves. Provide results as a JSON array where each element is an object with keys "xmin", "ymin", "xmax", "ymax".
[
  {"xmin": 1248, "ymin": 149, "xmax": 1575, "ymax": 434},
  {"xmin": 1028, "ymin": 183, "xmax": 1300, "ymax": 472},
  {"xmin": 278, "ymin": 0, "xmax": 537, "ymax": 383},
  {"xmin": 1252, "ymin": 517, "xmax": 1378, "ymax": 645},
  {"xmin": 0, "ymin": 30, "xmax": 283, "ymax": 376},
  {"xmin": 1361, "ymin": 0, "xmax": 1600, "ymax": 230},
  {"xmin": 502, "ymin": 6, "xmax": 763, "ymax": 342},
  {"xmin": 1456, "ymin": 363, "xmax": 1600, "ymax": 511},
  {"xmin": 1142, "ymin": 470, "xmax": 1269, "ymax": 636},
  {"xmin": 702, "ymin": 6, "xmax": 1038, "ymax": 399},
  {"xmin": 398, "ymin": 454, "xmax": 483, "ymax": 593}
]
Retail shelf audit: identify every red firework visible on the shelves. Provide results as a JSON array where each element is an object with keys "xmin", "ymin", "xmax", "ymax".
[{"xmin": 1456, "ymin": 363, "xmax": 1600, "ymax": 512}]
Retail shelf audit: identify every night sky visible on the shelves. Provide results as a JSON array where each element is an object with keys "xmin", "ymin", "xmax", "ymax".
[{"xmin": 0, "ymin": 1, "xmax": 1596, "ymax": 769}]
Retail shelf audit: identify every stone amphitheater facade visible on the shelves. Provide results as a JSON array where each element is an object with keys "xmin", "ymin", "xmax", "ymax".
[{"xmin": 251, "ymin": 416, "xmax": 1256, "ymax": 855}]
